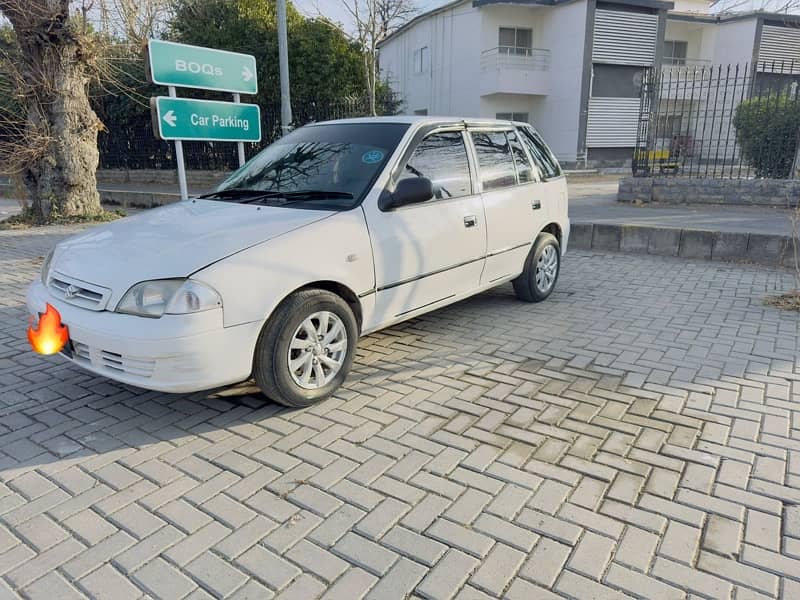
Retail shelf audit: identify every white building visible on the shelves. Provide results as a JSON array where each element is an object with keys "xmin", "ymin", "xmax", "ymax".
[{"xmin": 377, "ymin": 0, "xmax": 800, "ymax": 167}]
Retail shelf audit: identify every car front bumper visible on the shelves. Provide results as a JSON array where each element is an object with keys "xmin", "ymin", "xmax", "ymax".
[{"xmin": 27, "ymin": 280, "xmax": 262, "ymax": 394}]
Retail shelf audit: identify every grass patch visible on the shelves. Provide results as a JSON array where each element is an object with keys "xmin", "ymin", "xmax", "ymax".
[
  {"xmin": 0, "ymin": 207, "xmax": 126, "ymax": 230},
  {"xmin": 764, "ymin": 290, "xmax": 800, "ymax": 311}
]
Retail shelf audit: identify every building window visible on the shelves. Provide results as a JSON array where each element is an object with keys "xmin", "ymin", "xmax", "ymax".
[
  {"xmin": 591, "ymin": 64, "xmax": 645, "ymax": 98},
  {"xmin": 414, "ymin": 109, "xmax": 428, "ymax": 116},
  {"xmin": 413, "ymin": 46, "xmax": 429, "ymax": 74},
  {"xmin": 663, "ymin": 40, "xmax": 688, "ymax": 66},
  {"xmin": 498, "ymin": 27, "xmax": 532, "ymax": 55},
  {"xmin": 496, "ymin": 112, "xmax": 529, "ymax": 123}
]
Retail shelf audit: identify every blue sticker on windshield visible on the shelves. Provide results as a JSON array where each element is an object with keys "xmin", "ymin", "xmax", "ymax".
[{"xmin": 362, "ymin": 150, "xmax": 384, "ymax": 164}]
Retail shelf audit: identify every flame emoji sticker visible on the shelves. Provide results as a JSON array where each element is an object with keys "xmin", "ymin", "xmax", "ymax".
[{"xmin": 28, "ymin": 303, "xmax": 69, "ymax": 355}]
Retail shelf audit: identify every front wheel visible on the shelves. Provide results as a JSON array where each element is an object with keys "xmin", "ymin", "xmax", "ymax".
[
  {"xmin": 253, "ymin": 289, "xmax": 358, "ymax": 407},
  {"xmin": 512, "ymin": 233, "xmax": 560, "ymax": 302}
]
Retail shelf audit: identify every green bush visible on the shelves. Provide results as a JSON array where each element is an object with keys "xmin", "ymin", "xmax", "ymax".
[{"xmin": 733, "ymin": 94, "xmax": 800, "ymax": 178}]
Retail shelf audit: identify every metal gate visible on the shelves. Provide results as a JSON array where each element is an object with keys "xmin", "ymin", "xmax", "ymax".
[{"xmin": 633, "ymin": 61, "xmax": 800, "ymax": 179}]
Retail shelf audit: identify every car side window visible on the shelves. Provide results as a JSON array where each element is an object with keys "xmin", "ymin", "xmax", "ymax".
[
  {"xmin": 519, "ymin": 126, "xmax": 562, "ymax": 180},
  {"xmin": 470, "ymin": 131, "xmax": 517, "ymax": 191},
  {"xmin": 507, "ymin": 130, "xmax": 538, "ymax": 183},
  {"xmin": 399, "ymin": 131, "xmax": 472, "ymax": 199}
]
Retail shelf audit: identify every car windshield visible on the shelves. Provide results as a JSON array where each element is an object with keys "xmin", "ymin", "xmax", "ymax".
[{"xmin": 213, "ymin": 122, "xmax": 410, "ymax": 210}]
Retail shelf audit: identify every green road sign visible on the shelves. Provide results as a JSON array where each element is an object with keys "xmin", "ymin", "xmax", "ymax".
[
  {"xmin": 152, "ymin": 97, "xmax": 262, "ymax": 142},
  {"xmin": 148, "ymin": 39, "xmax": 258, "ymax": 95}
]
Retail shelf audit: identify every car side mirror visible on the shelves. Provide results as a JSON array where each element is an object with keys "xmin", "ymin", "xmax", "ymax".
[{"xmin": 380, "ymin": 177, "xmax": 434, "ymax": 210}]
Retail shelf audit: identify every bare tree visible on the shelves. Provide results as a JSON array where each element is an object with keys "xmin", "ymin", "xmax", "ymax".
[
  {"xmin": 710, "ymin": 0, "xmax": 800, "ymax": 13},
  {"xmin": 325, "ymin": 0, "xmax": 416, "ymax": 115},
  {"xmin": 97, "ymin": 0, "xmax": 170, "ymax": 48},
  {"xmin": 0, "ymin": 0, "xmax": 103, "ymax": 221}
]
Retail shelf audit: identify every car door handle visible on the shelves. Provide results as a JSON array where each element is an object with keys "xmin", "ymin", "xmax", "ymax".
[
  {"xmin": 464, "ymin": 215, "xmax": 478, "ymax": 228},
  {"xmin": 531, "ymin": 199, "xmax": 541, "ymax": 210}
]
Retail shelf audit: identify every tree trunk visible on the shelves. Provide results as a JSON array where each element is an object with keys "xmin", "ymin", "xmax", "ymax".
[
  {"xmin": 2, "ymin": 2, "xmax": 103, "ymax": 221},
  {"xmin": 24, "ymin": 46, "xmax": 102, "ymax": 220}
]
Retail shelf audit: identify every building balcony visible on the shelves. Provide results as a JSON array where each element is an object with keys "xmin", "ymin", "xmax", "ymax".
[{"xmin": 479, "ymin": 47, "xmax": 551, "ymax": 97}]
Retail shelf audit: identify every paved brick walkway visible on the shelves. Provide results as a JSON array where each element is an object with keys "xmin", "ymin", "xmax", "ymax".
[{"xmin": 1, "ymin": 225, "xmax": 799, "ymax": 599}]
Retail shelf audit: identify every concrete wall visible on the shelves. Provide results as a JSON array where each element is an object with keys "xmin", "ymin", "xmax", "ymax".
[
  {"xmin": 671, "ymin": 0, "xmax": 710, "ymax": 12},
  {"xmin": 378, "ymin": 0, "xmax": 481, "ymax": 117},
  {"xmin": 713, "ymin": 19, "xmax": 758, "ymax": 65},
  {"xmin": 536, "ymin": 1, "xmax": 587, "ymax": 162},
  {"xmin": 618, "ymin": 176, "xmax": 800, "ymax": 207}
]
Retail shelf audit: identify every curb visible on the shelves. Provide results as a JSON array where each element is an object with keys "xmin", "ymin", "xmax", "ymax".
[{"xmin": 570, "ymin": 223, "xmax": 797, "ymax": 269}]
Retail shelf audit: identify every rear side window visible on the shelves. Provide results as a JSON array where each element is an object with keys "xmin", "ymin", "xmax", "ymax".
[
  {"xmin": 519, "ymin": 126, "xmax": 562, "ymax": 179},
  {"xmin": 471, "ymin": 131, "xmax": 517, "ymax": 191},
  {"xmin": 507, "ymin": 130, "xmax": 537, "ymax": 183},
  {"xmin": 399, "ymin": 131, "xmax": 472, "ymax": 199}
]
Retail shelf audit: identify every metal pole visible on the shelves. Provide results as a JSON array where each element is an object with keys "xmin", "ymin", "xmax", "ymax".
[
  {"xmin": 233, "ymin": 93, "xmax": 246, "ymax": 167},
  {"xmin": 169, "ymin": 86, "xmax": 189, "ymax": 200},
  {"xmin": 277, "ymin": 0, "xmax": 292, "ymax": 136}
]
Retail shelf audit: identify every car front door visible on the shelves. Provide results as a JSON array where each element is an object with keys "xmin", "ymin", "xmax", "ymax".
[
  {"xmin": 469, "ymin": 127, "xmax": 544, "ymax": 285},
  {"xmin": 363, "ymin": 127, "xmax": 486, "ymax": 325}
]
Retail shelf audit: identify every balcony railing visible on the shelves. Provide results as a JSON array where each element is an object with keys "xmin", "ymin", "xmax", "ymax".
[
  {"xmin": 480, "ymin": 47, "xmax": 551, "ymax": 72},
  {"xmin": 661, "ymin": 58, "xmax": 712, "ymax": 70}
]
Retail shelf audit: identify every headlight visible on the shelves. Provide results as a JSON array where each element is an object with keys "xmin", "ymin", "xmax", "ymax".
[
  {"xmin": 41, "ymin": 249, "xmax": 54, "ymax": 285},
  {"xmin": 116, "ymin": 279, "xmax": 221, "ymax": 318}
]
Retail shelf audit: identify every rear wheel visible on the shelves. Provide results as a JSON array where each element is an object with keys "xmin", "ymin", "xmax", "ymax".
[
  {"xmin": 512, "ymin": 233, "xmax": 560, "ymax": 302},
  {"xmin": 253, "ymin": 289, "xmax": 358, "ymax": 407}
]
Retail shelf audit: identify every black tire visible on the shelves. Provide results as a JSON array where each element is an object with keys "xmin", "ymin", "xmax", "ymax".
[
  {"xmin": 253, "ymin": 289, "xmax": 358, "ymax": 407},
  {"xmin": 512, "ymin": 233, "xmax": 560, "ymax": 303}
]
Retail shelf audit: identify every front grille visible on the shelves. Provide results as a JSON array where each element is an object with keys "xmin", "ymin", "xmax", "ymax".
[
  {"xmin": 49, "ymin": 274, "xmax": 111, "ymax": 311},
  {"xmin": 69, "ymin": 340, "xmax": 155, "ymax": 378}
]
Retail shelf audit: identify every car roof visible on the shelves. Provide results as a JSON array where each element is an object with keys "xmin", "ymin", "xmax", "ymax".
[{"xmin": 307, "ymin": 116, "xmax": 527, "ymax": 128}]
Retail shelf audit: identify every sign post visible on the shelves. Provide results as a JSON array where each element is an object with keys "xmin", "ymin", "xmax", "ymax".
[
  {"xmin": 168, "ymin": 87, "xmax": 189, "ymax": 201},
  {"xmin": 147, "ymin": 40, "xmax": 259, "ymax": 199},
  {"xmin": 232, "ymin": 93, "xmax": 246, "ymax": 167}
]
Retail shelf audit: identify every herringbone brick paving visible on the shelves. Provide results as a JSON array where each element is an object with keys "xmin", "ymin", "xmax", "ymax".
[{"xmin": 1, "ymin": 225, "xmax": 799, "ymax": 599}]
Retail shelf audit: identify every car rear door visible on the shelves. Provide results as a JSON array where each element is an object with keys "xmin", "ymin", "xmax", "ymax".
[
  {"xmin": 468, "ymin": 126, "xmax": 544, "ymax": 285},
  {"xmin": 362, "ymin": 125, "xmax": 486, "ymax": 324},
  {"xmin": 517, "ymin": 124, "xmax": 568, "ymax": 243}
]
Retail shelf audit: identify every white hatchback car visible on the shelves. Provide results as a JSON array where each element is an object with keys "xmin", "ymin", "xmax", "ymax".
[{"xmin": 28, "ymin": 117, "xmax": 569, "ymax": 406}]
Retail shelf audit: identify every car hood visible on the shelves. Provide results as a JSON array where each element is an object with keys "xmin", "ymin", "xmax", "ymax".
[{"xmin": 50, "ymin": 200, "xmax": 332, "ymax": 296}]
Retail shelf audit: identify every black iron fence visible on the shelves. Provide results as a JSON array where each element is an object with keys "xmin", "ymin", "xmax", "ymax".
[
  {"xmin": 633, "ymin": 61, "xmax": 800, "ymax": 179},
  {"xmin": 98, "ymin": 94, "xmax": 400, "ymax": 171}
]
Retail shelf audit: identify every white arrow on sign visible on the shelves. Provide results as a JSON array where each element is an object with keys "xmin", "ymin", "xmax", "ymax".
[
  {"xmin": 162, "ymin": 110, "xmax": 177, "ymax": 127},
  {"xmin": 242, "ymin": 66, "xmax": 253, "ymax": 82}
]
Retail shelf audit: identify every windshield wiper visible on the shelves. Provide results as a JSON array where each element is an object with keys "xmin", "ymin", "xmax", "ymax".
[
  {"xmin": 196, "ymin": 189, "xmax": 354, "ymax": 204},
  {"xmin": 195, "ymin": 188, "xmax": 269, "ymax": 200}
]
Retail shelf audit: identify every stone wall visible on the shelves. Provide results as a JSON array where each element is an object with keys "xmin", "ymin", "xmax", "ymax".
[
  {"xmin": 97, "ymin": 169, "xmax": 230, "ymax": 189},
  {"xmin": 618, "ymin": 177, "xmax": 800, "ymax": 208}
]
